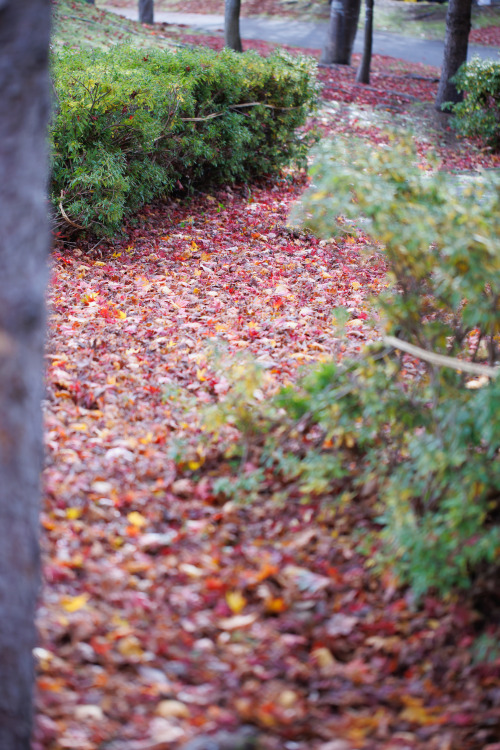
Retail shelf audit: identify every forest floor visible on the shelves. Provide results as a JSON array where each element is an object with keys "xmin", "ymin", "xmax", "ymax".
[{"xmin": 37, "ymin": 4, "xmax": 500, "ymax": 750}]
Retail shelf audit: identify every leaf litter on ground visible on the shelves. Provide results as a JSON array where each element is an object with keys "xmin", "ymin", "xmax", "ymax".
[{"xmin": 37, "ymin": 16, "xmax": 500, "ymax": 750}]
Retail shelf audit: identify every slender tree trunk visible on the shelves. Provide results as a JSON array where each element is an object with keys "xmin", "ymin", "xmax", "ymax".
[
  {"xmin": 320, "ymin": 0, "xmax": 361, "ymax": 65},
  {"xmin": 0, "ymin": 2, "xmax": 51, "ymax": 748},
  {"xmin": 225, "ymin": 0, "xmax": 242, "ymax": 52},
  {"xmin": 435, "ymin": 0, "xmax": 472, "ymax": 110},
  {"xmin": 139, "ymin": 0, "xmax": 154, "ymax": 24},
  {"xmin": 356, "ymin": 0, "xmax": 374, "ymax": 84}
]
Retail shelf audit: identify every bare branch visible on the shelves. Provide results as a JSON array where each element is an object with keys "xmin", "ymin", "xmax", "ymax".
[{"xmin": 383, "ymin": 335, "xmax": 499, "ymax": 377}]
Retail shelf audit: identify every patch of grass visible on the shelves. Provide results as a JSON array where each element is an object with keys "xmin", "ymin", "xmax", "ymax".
[
  {"xmin": 367, "ymin": 1, "xmax": 500, "ymax": 41},
  {"xmin": 53, "ymin": 0, "xmax": 189, "ymax": 51}
]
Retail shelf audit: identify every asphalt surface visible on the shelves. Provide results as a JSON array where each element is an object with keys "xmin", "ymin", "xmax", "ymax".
[{"xmin": 103, "ymin": 6, "xmax": 500, "ymax": 67}]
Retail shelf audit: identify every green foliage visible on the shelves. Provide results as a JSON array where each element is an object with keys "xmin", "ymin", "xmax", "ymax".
[
  {"xmin": 51, "ymin": 45, "xmax": 318, "ymax": 236},
  {"xmin": 448, "ymin": 58, "xmax": 500, "ymax": 148},
  {"xmin": 204, "ymin": 137, "xmax": 500, "ymax": 597},
  {"xmin": 295, "ymin": 136, "xmax": 500, "ymax": 362},
  {"xmin": 292, "ymin": 136, "xmax": 500, "ymax": 595}
]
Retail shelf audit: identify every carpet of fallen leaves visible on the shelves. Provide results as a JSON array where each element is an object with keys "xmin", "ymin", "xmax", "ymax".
[
  {"xmin": 37, "ymin": 28, "xmax": 500, "ymax": 750},
  {"xmin": 470, "ymin": 24, "xmax": 500, "ymax": 46}
]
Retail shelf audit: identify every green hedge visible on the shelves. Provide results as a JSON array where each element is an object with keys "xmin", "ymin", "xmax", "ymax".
[
  {"xmin": 449, "ymin": 57, "xmax": 500, "ymax": 148},
  {"xmin": 51, "ymin": 45, "xmax": 319, "ymax": 236}
]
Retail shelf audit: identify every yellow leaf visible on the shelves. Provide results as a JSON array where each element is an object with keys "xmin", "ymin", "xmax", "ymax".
[
  {"xmin": 350, "ymin": 280, "xmax": 361, "ymax": 290},
  {"xmin": 69, "ymin": 423, "xmax": 88, "ymax": 431},
  {"xmin": 61, "ymin": 593, "xmax": 89, "ymax": 613},
  {"xmin": 400, "ymin": 705, "xmax": 446, "ymax": 725},
  {"xmin": 66, "ymin": 507, "xmax": 82, "ymax": 520},
  {"xmin": 117, "ymin": 310, "xmax": 127, "ymax": 320},
  {"xmin": 278, "ymin": 690, "xmax": 298, "ymax": 708},
  {"xmin": 226, "ymin": 591, "xmax": 247, "ymax": 614},
  {"xmin": 117, "ymin": 635, "xmax": 144, "ymax": 658},
  {"xmin": 265, "ymin": 597, "xmax": 287, "ymax": 614},
  {"xmin": 155, "ymin": 700, "xmax": 190, "ymax": 719},
  {"xmin": 313, "ymin": 647, "xmax": 336, "ymax": 669},
  {"xmin": 127, "ymin": 511, "xmax": 147, "ymax": 528}
]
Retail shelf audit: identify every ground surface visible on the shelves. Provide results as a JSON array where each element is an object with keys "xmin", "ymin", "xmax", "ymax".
[
  {"xmin": 37, "ymin": 4, "xmax": 500, "ymax": 750},
  {"xmin": 99, "ymin": 0, "xmax": 500, "ymax": 45}
]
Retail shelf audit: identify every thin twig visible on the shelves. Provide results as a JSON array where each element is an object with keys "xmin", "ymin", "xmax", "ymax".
[
  {"xmin": 230, "ymin": 101, "xmax": 300, "ymax": 111},
  {"xmin": 383, "ymin": 335, "xmax": 499, "ymax": 377},
  {"xmin": 180, "ymin": 101, "xmax": 300, "ymax": 122},
  {"xmin": 180, "ymin": 112, "xmax": 225, "ymax": 122},
  {"xmin": 59, "ymin": 194, "xmax": 84, "ymax": 231}
]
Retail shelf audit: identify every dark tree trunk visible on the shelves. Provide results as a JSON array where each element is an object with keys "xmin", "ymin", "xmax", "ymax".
[
  {"xmin": 139, "ymin": 0, "xmax": 154, "ymax": 24},
  {"xmin": 0, "ymin": 2, "xmax": 51, "ymax": 748},
  {"xmin": 85, "ymin": 0, "xmax": 95, "ymax": 5},
  {"xmin": 435, "ymin": 0, "xmax": 472, "ymax": 110},
  {"xmin": 320, "ymin": 0, "xmax": 361, "ymax": 65},
  {"xmin": 356, "ymin": 0, "xmax": 374, "ymax": 84},
  {"xmin": 225, "ymin": 0, "xmax": 242, "ymax": 52}
]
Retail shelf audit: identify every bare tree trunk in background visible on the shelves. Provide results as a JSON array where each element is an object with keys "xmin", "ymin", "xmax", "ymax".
[
  {"xmin": 356, "ymin": 0, "xmax": 374, "ymax": 83},
  {"xmin": 139, "ymin": 0, "xmax": 154, "ymax": 24},
  {"xmin": 225, "ymin": 0, "xmax": 242, "ymax": 52},
  {"xmin": 321, "ymin": 0, "xmax": 361, "ymax": 65},
  {"xmin": 0, "ymin": 1, "xmax": 51, "ymax": 748},
  {"xmin": 435, "ymin": 0, "xmax": 472, "ymax": 109}
]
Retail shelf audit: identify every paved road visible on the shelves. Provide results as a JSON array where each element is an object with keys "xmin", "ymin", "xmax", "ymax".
[{"xmin": 103, "ymin": 6, "xmax": 500, "ymax": 67}]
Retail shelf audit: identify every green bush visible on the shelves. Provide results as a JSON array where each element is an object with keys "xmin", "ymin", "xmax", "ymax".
[
  {"xmin": 291, "ymin": 137, "xmax": 500, "ymax": 595},
  {"xmin": 449, "ymin": 57, "xmax": 500, "ymax": 148},
  {"xmin": 51, "ymin": 45, "xmax": 319, "ymax": 236},
  {"xmin": 202, "ymin": 137, "xmax": 500, "ymax": 597}
]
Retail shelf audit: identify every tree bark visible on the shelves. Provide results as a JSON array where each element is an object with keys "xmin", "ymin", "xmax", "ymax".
[
  {"xmin": 139, "ymin": 0, "xmax": 154, "ymax": 24},
  {"xmin": 435, "ymin": 0, "xmax": 472, "ymax": 110},
  {"xmin": 0, "ymin": 2, "xmax": 51, "ymax": 748},
  {"xmin": 356, "ymin": 0, "xmax": 374, "ymax": 84},
  {"xmin": 225, "ymin": 0, "xmax": 242, "ymax": 52},
  {"xmin": 320, "ymin": 0, "xmax": 361, "ymax": 65}
]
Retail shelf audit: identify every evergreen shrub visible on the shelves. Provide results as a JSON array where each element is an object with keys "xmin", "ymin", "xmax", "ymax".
[
  {"xmin": 51, "ymin": 45, "xmax": 318, "ymax": 236},
  {"xmin": 449, "ymin": 58, "xmax": 500, "ymax": 148}
]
